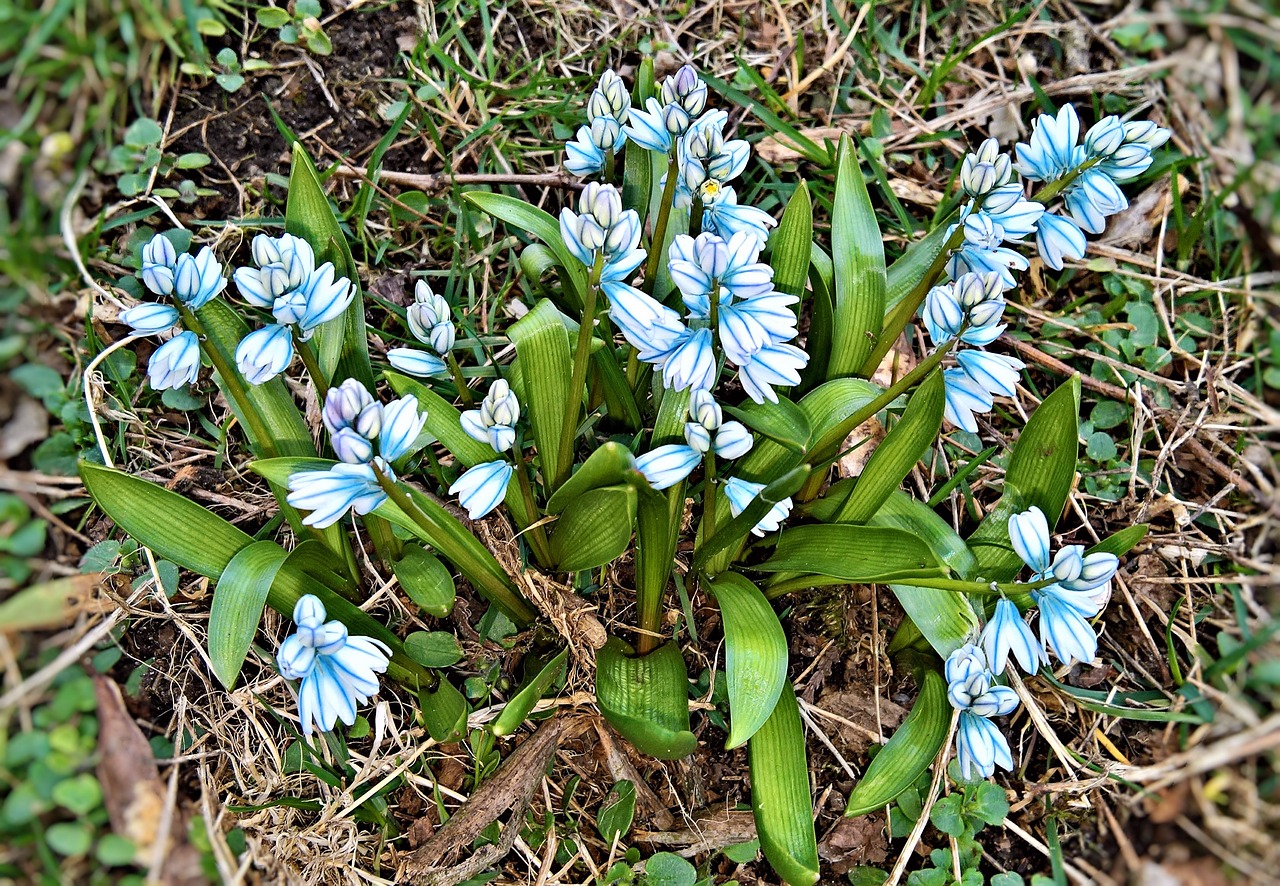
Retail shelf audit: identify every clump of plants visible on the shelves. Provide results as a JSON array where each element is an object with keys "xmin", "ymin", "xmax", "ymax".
[{"xmin": 82, "ymin": 58, "xmax": 1170, "ymax": 883}]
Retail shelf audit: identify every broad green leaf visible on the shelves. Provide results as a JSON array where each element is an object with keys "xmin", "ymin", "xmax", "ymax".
[
  {"xmin": 696, "ymin": 465, "xmax": 811, "ymax": 577},
  {"xmin": 870, "ymin": 492, "xmax": 978, "ymax": 578},
  {"xmin": 249, "ymin": 456, "xmax": 336, "ymax": 488},
  {"xmin": 419, "ymin": 675, "xmax": 468, "ymax": 743},
  {"xmin": 545, "ymin": 442, "xmax": 642, "ymax": 514},
  {"xmin": 1091, "ymin": 524, "xmax": 1148, "ymax": 558},
  {"xmin": 885, "ymin": 220, "xmax": 955, "ymax": 313},
  {"xmin": 394, "ymin": 546, "xmax": 456, "ymax": 617},
  {"xmin": 827, "ymin": 134, "xmax": 885, "ymax": 379},
  {"xmin": 798, "ymin": 245, "xmax": 835, "ymax": 391},
  {"xmin": 799, "ymin": 377, "xmax": 884, "ymax": 469},
  {"xmin": 404, "ymin": 631, "xmax": 463, "ymax": 668},
  {"xmin": 285, "ymin": 143, "xmax": 373, "ymax": 387},
  {"xmin": 967, "ymin": 376, "xmax": 1081, "ymax": 581},
  {"xmin": 769, "ymin": 183, "xmax": 812, "ymax": 299},
  {"xmin": 830, "ymin": 372, "xmax": 945, "ymax": 524},
  {"xmin": 549, "ymin": 484, "xmax": 637, "ymax": 573},
  {"xmin": 463, "ymin": 191, "xmax": 587, "ymax": 307},
  {"xmin": 756, "ymin": 524, "xmax": 942, "ymax": 583},
  {"xmin": 491, "ymin": 646, "xmax": 568, "ymax": 737},
  {"xmin": 509, "ymin": 299, "xmax": 573, "ymax": 488},
  {"xmin": 596, "ymin": 637, "xmax": 696, "ymax": 760},
  {"xmin": 723, "ymin": 396, "xmax": 810, "ymax": 454},
  {"xmin": 597, "ymin": 780, "xmax": 637, "ymax": 844},
  {"xmin": 708, "ymin": 574, "xmax": 787, "ymax": 749},
  {"xmin": 209, "ymin": 541, "xmax": 287, "ymax": 688},
  {"xmin": 634, "ymin": 387, "xmax": 691, "ymax": 635},
  {"xmin": 845, "ymin": 670, "xmax": 950, "ymax": 816},
  {"xmin": 748, "ymin": 681, "xmax": 820, "ymax": 886},
  {"xmin": 590, "ymin": 344, "xmax": 643, "ymax": 431},
  {"xmin": 81, "ymin": 462, "xmax": 253, "ymax": 579}
]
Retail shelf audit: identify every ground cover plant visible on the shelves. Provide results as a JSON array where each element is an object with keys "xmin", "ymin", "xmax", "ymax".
[{"xmin": 2, "ymin": 1, "xmax": 1278, "ymax": 884}]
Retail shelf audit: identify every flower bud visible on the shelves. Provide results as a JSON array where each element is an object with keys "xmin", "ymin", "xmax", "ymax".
[
  {"xmin": 588, "ymin": 115, "xmax": 622, "ymax": 151},
  {"xmin": 1084, "ymin": 116, "xmax": 1125, "ymax": 157},
  {"xmin": 661, "ymin": 64, "xmax": 705, "ymax": 116},
  {"xmin": 429, "ymin": 323, "xmax": 455, "ymax": 355},
  {"xmin": 487, "ymin": 424, "xmax": 516, "ymax": 453},
  {"xmin": 597, "ymin": 70, "xmax": 630, "ymax": 120},
  {"xmin": 120, "ymin": 302, "xmax": 179, "ymax": 336},
  {"xmin": 689, "ymin": 389, "xmax": 722, "ymax": 430},
  {"xmin": 586, "ymin": 89, "xmax": 613, "ymax": 123},
  {"xmin": 684, "ymin": 421, "xmax": 712, "ymax": 453},
  {"xmin": 252, "ymin": 233, "xmax": 282, "ymax": 268},
  {"xmin": 581, "ymin": 182, "xmax": 623, "ymax": 229},
  {"xmin": 713, "ymin": 421, "xmax": 753, "ymax": 459},
  {"xmin": 603, "ymin": 211, "xmax": 641, "ymax": 256},
  {"xmin": 679, "ymin": 157, "xmax": 707, "ymax": 193},
  {"xmin": 313, "ymin": 620, "xmax": 348, "ymax": 656},
  {"xmin": 141, "ymin": 234, "xmax": 177, "ymax": 295},
  {"xmin": 277, "ymin": 634, "xmax": 316, "ymax": 681},
  {"xmin": 272, "ymin": 290, "xmax": 309, "ymax": 328},
  {"xmin": 407, "ymin": 288, "xmax": 452, "ymax": 345},
  {"xmin": 294, "ymin": 595, "xmax": 327, "ymax": 629},
  {"xmin": 661, "ymin": 102, "xmax": 691, "ymax": 136},
  {"xmin": 962, "ymin": 213, "xmax": 1004, "ymax": 250},
  {"xmin": 1121, "ymin": 120, "xmax": 1170, "ymax": 150},
  {"xmin": 332, "ymin": 427, "xmax": 374, "ymax": 464},
  {"xmin": 323, "ymin": 379, "xmax": 377, "ymax": 436},
  {"xmin": 483, "ymin": 379, "xmax": 520, "ymax": 428}
]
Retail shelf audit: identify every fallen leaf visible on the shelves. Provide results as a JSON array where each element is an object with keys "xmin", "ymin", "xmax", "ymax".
[{"xmin": 0, "ymin": 574, "xmax": 109, "ymax": 634}]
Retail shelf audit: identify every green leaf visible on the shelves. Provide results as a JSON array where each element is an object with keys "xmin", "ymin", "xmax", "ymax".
[
  {"xmin": 545, "ymin": 442, "xmax": 642, "ymax": 514},
  {"xmin": 644, "ymin": 852, "xmax": 697, "ymax": 886},
  {"xmin": 756, "ymin": 524, "xmax": 942, "ymax": 584},
  {"xmin": 723, "ymin": 396, "xmax": 810, "ymax": 454},
  {"xmin": 769, "ymin": 182, "xmax": 813, "ymax": 299},
  {"xmin": 418, "ymin": 675, "xmax": 468, "ymax": 743},
  {"xmin": 800, "ymin": 377, "xmax": 884, "ymax": 468},
  {"xmin": 597, "ymin": 780, "xmax": 637, "ymax": 845},
  {"xmin": 51, "ymin": 774, "xmax": 101, "ymax": 817},
  {"xmin": 967, "ymin": 376, "xmax": 1081, "ymax": 581},
  {"xmin": 845, "ymin": 670, "xmax": 950, "ymax": 816},
  {"xmin": 255, "ymin": 6, "xmax": 291, "ymax": 27},
  {"xmin": 884, "ymin": 221, "xmax": 954, "ymax": 313},
  {"xmin": 830, "ymin": 372, "xmax": 944, "ymax": 524},
  {"xmin": 708, "ymin": 573, "xmax": 787, "ymax": 749},
  {"xmin": 404, "ymin": 631, "xmax": 463, "ymax": 668},
  {"xmin": 798, "ymin": 246, "xmax": 835, "ymax": 391},
  {"xmin": 393, "ymin": 545, "xmax": 456, "ymax": 617},
  {"xmin": 973, "ymin": 780, "xmax": 1010, "ymax": 826},
  {"xmin": 827, "ymin": 134, "xmax": 886, "ymax": 379},
  {"xmin": 509, "ymin": 300, "xmax": 573, "ymax": 487},
  {"xmin": 286, "ymin": 142, "xmax": 373, "ymax": 388},
  {"xmin": 596, "ymin": 637, "xmax": 696, "ymax": 760},
  {"xmin": 1090, "ymin": 524, "xmax": 1147, "ymax": 558},
  {"xmin": 209, "ymin": 541, "xmax": 288, "ymax": 688},
  {"xmin": 490, "ymin": 646, "xmax": 568, "ymax": 737},
  {"xmin": 463, "ymin": 191, "xmax": 587, "ymax": 307},
  {"xmin": 930, "ymin": 794, "xmax": 966, "ymax": 837},
  {"xmin": 549, "ymin": 485, "xmax": 637, "ymax": 573},
  {"xmin": 748, "ymin": 681, "xmax": 820, "ymax": 886},
  {"xmin": 696, "ymin": 465, "xmax": 811, "ymax": 577},
  {"xmin": 46, "ymin": 822, "xmax": 94, "ymax": 857},
  {"xmin": 81, "ymin": 462, "xmax": 252, "ymax": 579}
]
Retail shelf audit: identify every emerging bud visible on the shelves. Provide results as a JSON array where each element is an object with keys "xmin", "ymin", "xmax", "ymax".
[
  {"xmin": 596, "ymin": 69, "xmax": 631, "ymax": 120},
  {"xmin": 1084, "ymin": 116, "xmax": 1125, "ymax": 158},
  {"xmin": 482, "ymin": 379, "xmax": 520, "ymax": 428},
  {"xmin": 293, "ymin": 595, "xmax": 327, "ymax": 629},
  {"xmin": 660, "ymin": 64, "xmax": 706, "ymax": 116},
  {"xmin": 323, "ymin": 379, "xmax": 377, "ymax": 436},
  {"xmin": 689, "ymin": 389, "xmax": 722, "ymax": 430},
  {"xmin": 1121, "ymin": 120, "xmax": 1171, "ymax": 150},
  {"xmin": 684, "ymin": 421, "xmax": 712, "ymax": 454},
  {"xmin": 277, "ymin": 634, "xmax": 316, "ymax": 681},
  {"xmin": 332, "ymin": 427, "xmax": 374, "ymax": 465}
]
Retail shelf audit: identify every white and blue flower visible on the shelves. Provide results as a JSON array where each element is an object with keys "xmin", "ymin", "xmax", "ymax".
[
  {"xmin": 147, "ymin": 330, "xmax": 202, "ymax": 390},
  {"xmin": 286, "ymin": 461, "xmax": 387, "ymax": 528},
  {"xmin": 980, "ymin": 598, "xmax": 1042, "ymax": 675},
  {"xmin": 635, "ymin": 443, "xmax": 702, "ymax": 491},
  {"xmin": 235, "ymin": 323, "xmax": 295, "ymax": 385},
  {"xmin": 1034, "ymin": 211, "xmax": 1087, "ymax": 271},
  {"xmin": 945, "ymin": 644, "xmax": 1020, "ymax": 780},
  {"xmin": 172, "ymin": 247, "xmax": 227, "ymax": 309},
  {"xmin": 460, "ymin": 379, "xmax": 520, "ymax": 454},
  {"xmin": 1015, "ymin": 104, "xmax": 1082, "ymax": 183},
  {"xmin": 141, "ymin": 234, "xmax": 178, "ymax": 296},
  {"xmin": 120, "ymin": 302, "xmax": 180, "ymax": 335},
  {"xmin": 449, "ymin": 459, "xmax": 515, "ymax": 520},
  {"xmin": 723, "ymin": 476, "xmax": 793, "ymax": 536}
]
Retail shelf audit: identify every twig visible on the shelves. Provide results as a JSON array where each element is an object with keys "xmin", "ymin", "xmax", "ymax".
[
  {"xmin": 884, "ymin": 711, "xmax": 958, "ymax": 886},
  {"xmin": 330, "ymin": 164, "xmax": 583, "ymax": 194}
]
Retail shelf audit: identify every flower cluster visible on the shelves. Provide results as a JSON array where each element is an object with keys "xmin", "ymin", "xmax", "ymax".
[
  {"xmin": 122, "ymin": 234, "xmax": 227, "ymax": 390},
  {"xmin": 277, "ymin": 595, "xmax": 390, "ymax": 735},
  {"xmin": 634, "ymin": 390, "xmax": 752, "ymax": 490},
  {"xmin": 980, "ymin": 506, "xmax": 1119, "ymax": 671},
  {"xmin": 564, "ymin": 70, "xmax": 632, "ymax": 178},
  {"xmin": 449, "ymin": 379, "xmax": 522, "ymax": 519},
  {"xmin": 559, "ymin": 182, "xmax": 646, "ymax": 287},
  {"xmin": 945, "ymin": 644, "xmax": 1020, "ymax": 780},
  {"xmin": 286, "ymin": 380, "xmax": 426, "ymax": 527},
  {"xmin": 232, "ymin": 234, "xmax": 356, "ymax": 384},
  {"xmin": 609, "ymin": 231, "xmax": 809, "ymax": 403},
  {"xmin": 387, "ymin": 280, "xmax": 457, "ymax": 378}
]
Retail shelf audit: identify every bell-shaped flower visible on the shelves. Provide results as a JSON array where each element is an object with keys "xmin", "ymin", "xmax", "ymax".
[
  {"xmin": 980, "ymin": 598, "xmax": 1042, "ymax": 675},
  {"xmin": 141, "ymin": 234, "xmax": 178, "ymax": 296},
  {"xmin": 1122, "ymin": 120, "xmax": 1171, "ymax": 150},
  {"xmin": 332, "ymin": 427, "xmax": 374, "ymax": 464},
  {"xmin": 1015, "ymin": 104, "xmax": 1082, "ymax": 183},
  {"xmin": 1064, "ymin": 168, "xmax": 1128, "ymax": 235},
  {"xmin": 662, "ymin": 327, "xmax": 716, "ymax": 392},
  {"xmin": 623, "ymin": 97, "xmax": 674, "ymax": 153},
  {"xmin": 956, "ymin": 710, "xmax": 1015, "ymax": 780},
  {"xmin": 277, "ymin": 634, "xmax": 317, "ymax": 681},
  {"xmin": 945, "ymin": 643, "xmax": 993, "ymax": 706},
  {"xmin": 635, "ymin": 444, "xmax": 701, "ymax": 491},
  {"xmin": 378, "ymin": 395, "xmax": 426, "ymax": 462},
  {"xmin": 955, "ymin": 349, "xmax": 1023, "ymax": 400},
  {"xmin": 461, "ymin": 380, "xmax": 520, "ymax": 454},
  {"xmin": 286, "ymin": 461, "xmax": 386, "ymax": 528},
  {"xmin": 236, "ymin": 233, "xmax": 316, "ymax": 307},
  {"xmin": 1033, "ymin": 585, "xmax": 1099, "ymax": 666},
  {"xmin": 960, "ymin": 138, "xmax": 1012, "ymax": 197},
  {"xmin": 172, "ymin": 246, "xmax": 227, "ymax": 309},
  {"xmin": 387, "ymin": 348, "xmax": 448, "ymax": 378},
  {"xmin": 1084, "ymin": 116, "xmax": 1126, "ymax": 158},
  {"xmin": 736, "ymin": 341, "xmax": 808, "ymax": 405},
  {"xmin": 590, "ymin": 69, "xmax": 631, "ymax": 122},
  {"xmin": 235, "ymin": 323, "xmax": 295, "ymax": 385},
  {"xmin": 147, "ymin": 330, "xmax": 202, "ymax": 390},
  {"xmin": 1034, "ymin": 212, "xmax": 1087, "ymax": 271},
  {"xmin": 975, "ymin": 184, "xmax": 1044, "ymax": 241},
  {"xmin": 1008, "ymin": 506, "xmax": 1052, "ymax": 575},
  {"xmin": 1098, "ymin": 144, "xmax": 1154, "ymax": 182},
  {"xmin": 450, "ymin": 460, "xmax": 514, "ymax": 520},
  {"xmin": 724, "ymin": 477, "xmax": 792, "ymax": 536},
  {"xmin": 689, "ymin": 390, "xmax": 722, "ymax": 430},
  {"xmin": 946, "ymin": 215, "xmax": 1030, "ymax": 290},
  {"xmin": 1050, "ymin": 545, "xmax": 1118, "ymax": 595},
  {"xmin": 923, "ymin": 284, "xmax": 965, "ymax": 345},
  {"xmin": 565, "ymin": 126, "xmax": 609, "ymax": 178},
  {"xmin": 700, "ymin": 185, "xmax": 777, "ymax": 244},
  {"xmin": 669, "ymin": 231, "xmax": 775, "ymax": 311},
  {"xmin": 120, "ymin": 303, "xmax": 179, "ymax": 336},
  {"xmin": 713, "ymin": 421, "xmax": 753, "ymax": 459},
  {"xmin": 290, "ymin": 263, "xmax": 354, "ymax": 337},
  {"xmin": 323, "ymin": 379, "xmax": 381, "ymax": 439},
  {"xmin": 293, "ymin": 595, "xmax": 328, "ymax": 631},
  {"xmin": 659, "ymin": 64, "xmax": 707, "ymax": 117},
  {"xmin": 559, "ymin": 183, "xmax": 642, "ymax": 271},
  {"xmin": 942, "ymin": 367, "xmax": 993, "ymax": 434}
]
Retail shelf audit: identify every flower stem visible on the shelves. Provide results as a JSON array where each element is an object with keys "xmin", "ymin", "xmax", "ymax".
[
  {"xmin": 641, "ymin": 155, "xmax": 681, "ymax": 296},
  {"xmin": 554, "ymin": 254, "xmax": 604, "ymax": 491},
  {"xmin": 293, "ymin": 334, "xmax": 330, "ymax": 399},
  {"xmin": 447, "ymin": 352, "xmax": 473, "ymax": 407},
  {"xmin": 699, "ymin": 449, "xmax": 718, "ymax": 540},
  {"xmin": 689, "ymin": 195, "xmax": 704, "ymax": 238},
  {"xmin": 515, "ymin": 460, "xmax": 553, "ymax": 566},
  {"xmin": 177, "ymin": 304, "xmax": 276, "ymax": 452}
]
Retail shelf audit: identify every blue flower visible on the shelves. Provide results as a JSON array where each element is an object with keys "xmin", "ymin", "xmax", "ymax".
[
  {"xmin": 331, "ymin": 428, "xmax": 373, "ymax": 465},
  {"xmin": 1063, "ymin": 168, "xmax": 1128, "ymax": 235},
  {"xmin": 172, "ymin": 246, "xmax": 226, "ymax": 309},
  {"xmin": 974, "ymin": 184, "xmax": 1044, "ymax": 241},
  {"xmin": 120, "ymin": 302, "xmax": 180, "ymax": 335},
  {"xmin": 981, "ymin": 598, "xmax": 1042, "ymax": 675},
  {"xmin": 565, "ymin": 126, "xmax": 608, "ymax": 177},
  {"xmin": 1015, "ymin": 104, "xmax": 1082, "ymax": 183},
  {"xmin": 1034, "ymin": 212, "xmax": 1087, "ymax": 271},
  {"xmin": 660, "ymin": 64, "xmax": 707, "ymax": 118},
  {"xmin": 406, "ymin": 281, "xmax": 456, "ymax": 355},
  {"xmin": 590, "ymin": 69, "xmax": 632, "ymax": 122},
  {"xmin": 235, "ymin": 323, "xmax": 295, "ymax": 385},
  {"xmin": 147, "ymin": 330, "xmax": 202, "ymax": 390},
  {"xmin": 283, "ymin": 263, "xmax": 355, "ymax": 337},
  {"xmin": 736, "ymin": 341, "xmax": 808, "ymax": 404},
  {"xmin": 1033, "ymin": 585, "xmax": 1099, "ymax": 666},
  {"xmin": 141, "ymin": 234, "xmax": 178, "ymax": 296},
  {"xmin": 235, "ymin": 234, "xmax": 315, "ymax": 308},
  {"xmin": 1084, "ymin": 116, "xmax": 1126, "ymax": 157},
  {"xmin": 956, "ymin": 710, "xmax": 1014, "ymax": 780},
  {"xmin": 680, "ymin": 110, "xmax": 750, "ymax": 190},
  {"xmin": 1050, "ymin": 545, "xmax": 1118, "ymax": 594},
  {"xmin": 942, "ymin": 367, "xmax": 992, "ymax": 434},
  {"xmin": 955, "ymin": 349, "xmax": 1023, "ymax": 399},
  {"xmin": 387, "ymin": 348, "xmax": 448, "ymax": 378},
  {"xmin": 287, "ymin": 461, "xmax": 387, "ymax": 528},
  {"xmin": 700, "ymin": 185, "xmax": 777, "ymax": 244},
  {"xmin": 635, "ymin": 444, "xmax": 701, "ymax": 491},
  {"xmin": 623, "ymin": 97, "xmax": 674, "ymax": 153},
  {"xmin": 960, "ymin": 138, "xmax": 1013, "ymax": 197},
  {"xmin": 449, "ymin": 460, "xmax": 514, "ymax": 519},
  {"xmin": 723, "ymin": 476, "xmax": 792, "ymax": 536},
  {"xmin": 662, "ymin": 327, "xmax": 717, "ymax": 392},
  {"xmin": 277, "ymin": 595, "xmax": 390, "ymax": 736},
  {"xmin": 559, "ymin": 183, "xmax": 644, "ymax": 271},
  {"xmin": 323, "ymin": 379, "xmax": 381, "ymax": 439},
  {"xmin": 713, "ymin": 420, "xmax": 753, "ymax": 459},
  {"xmin": 668, "ymin": 232, "xmax": 774, "ymax": 312},
  {"xmin": 1008, "ymin": 506, "xmax": 1052, "ymax": 574},
  {"xmin": 378, "ymin": 395, "xmax": 426, "ymax": 462},
  {"xmin": 946, "ymin": 215, "xmax": 1030, "ymax": 290},
  {"xmin": 461, "ymin": 380, "xmax": 520, "ymax": 454}
]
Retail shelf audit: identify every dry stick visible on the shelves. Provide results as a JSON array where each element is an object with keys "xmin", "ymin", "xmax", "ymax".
[
  {"xmin": 1002, "ymin": 819, "xmax": 1094, "ymax": 886},
  {"xmin": 884, "ymin": 710, "xmax": 958, "ymax": 886},
  {"xmin": 1005, "ymin": 337, "xmax": 1280, "ymax": 516},
  {"xmin": 331, "ymin": 164, "xmax": 583, "ymax": 194}
]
